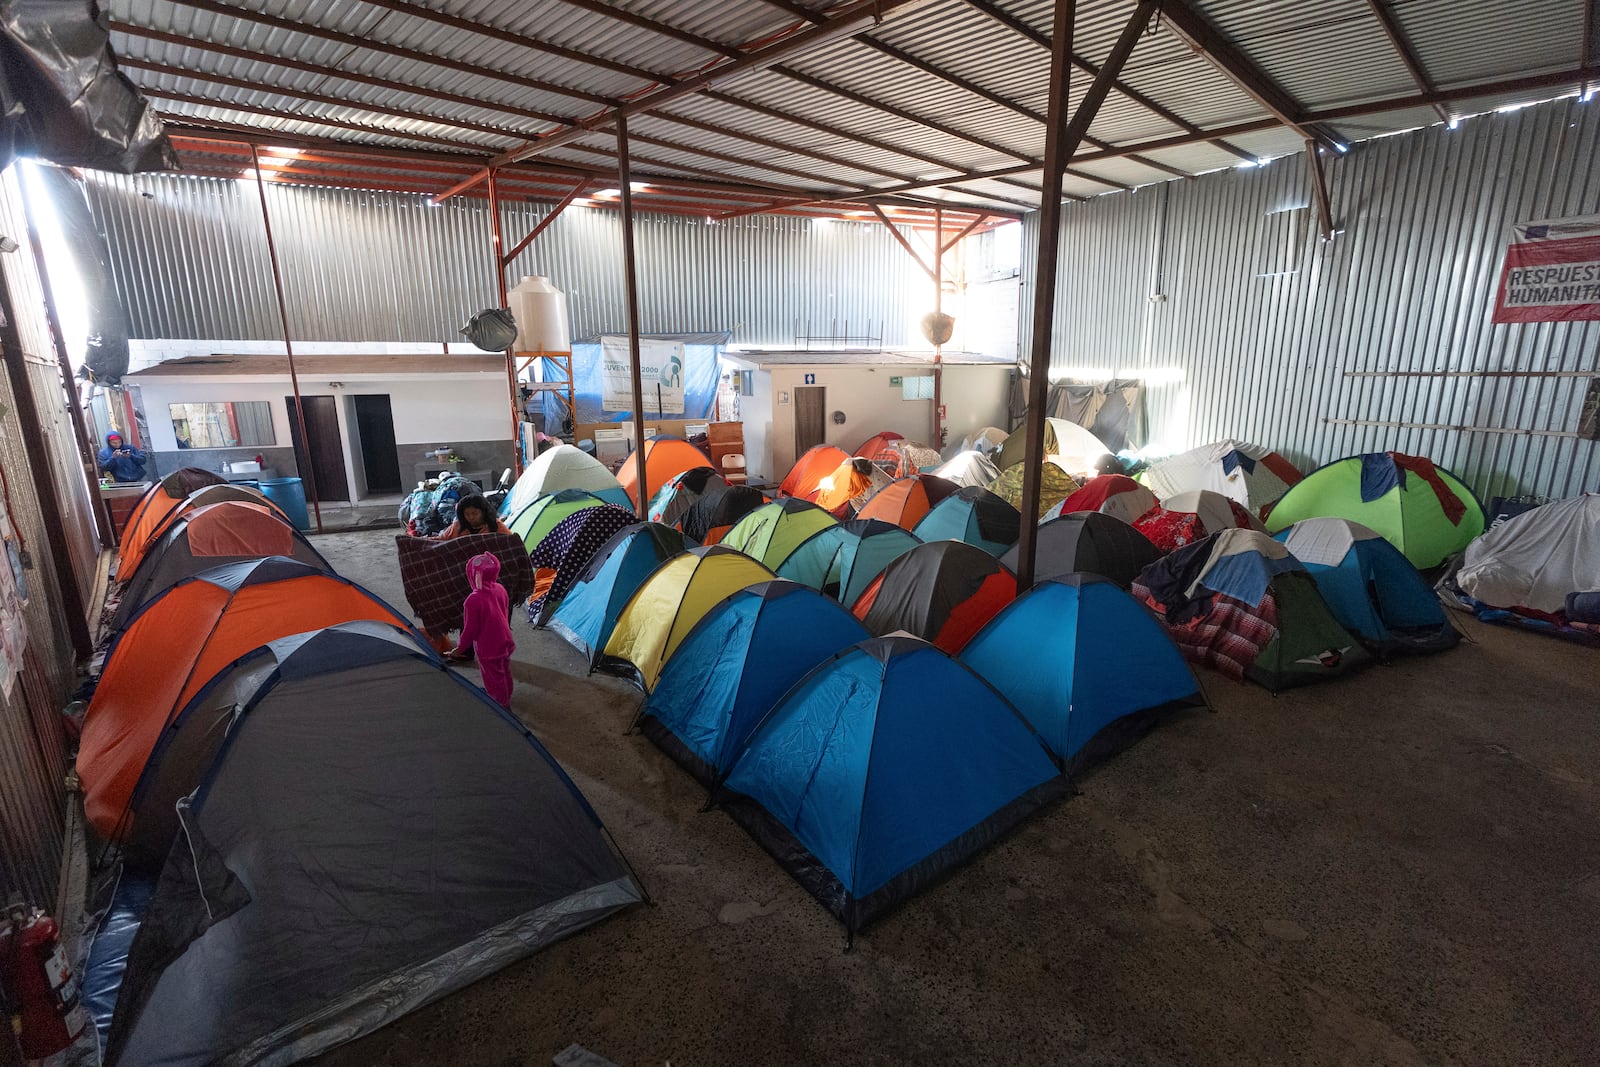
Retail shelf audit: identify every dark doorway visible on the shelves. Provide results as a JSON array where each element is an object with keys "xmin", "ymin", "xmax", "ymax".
[
  {"xmin": 284, "ymin": 395, "xmax": 349, "ymax": 502},
  {"xmin": 794, "ymin": 386, "xmax": 826, "ymax": 457},
  {"xmin": 352, "ymin": 394, "xmax": 402, "ymax": 493}
]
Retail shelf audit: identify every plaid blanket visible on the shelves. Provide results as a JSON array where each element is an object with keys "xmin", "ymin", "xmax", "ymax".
[
  {"xmin": 1134, "ymin": 581, "xmax": 1278, "ymax": 682},
  {"xmin": 396, "ymin": 533, "xmax": 533, "ymax": 634}
]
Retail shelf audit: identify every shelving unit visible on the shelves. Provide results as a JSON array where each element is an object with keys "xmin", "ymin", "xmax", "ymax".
[{"xmin": 516, "ymin": 350, "xmax": 575, "ymax": 439}]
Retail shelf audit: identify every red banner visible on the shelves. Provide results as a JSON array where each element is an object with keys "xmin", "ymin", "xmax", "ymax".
[{"xmin": 1492, "ymin": 216, "xmax": 1600, "ymax": 324}]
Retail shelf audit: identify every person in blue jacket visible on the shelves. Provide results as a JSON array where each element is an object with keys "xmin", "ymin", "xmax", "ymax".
[{"xmin": 97, "ymin": 432, "xmax": 147, "ymax": 483}]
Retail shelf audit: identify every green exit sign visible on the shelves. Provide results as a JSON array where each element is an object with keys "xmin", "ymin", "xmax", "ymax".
[{"xmin": 889, "ymin": 376, "xmax": 902, "ymax": 386}]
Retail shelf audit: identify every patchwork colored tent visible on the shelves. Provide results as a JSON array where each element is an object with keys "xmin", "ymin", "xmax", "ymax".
[
  {"xmin": 720, "ymin": 498, "xmax": 838, "ymax": 571},
  {"xmin": 986, "ymin": 459, "xmax": 1080, "ymax": 519},
  {"xmin": 997, "ymin": 417, "xmax": 1110, "ymax": 475},
  {"xmin": 683, "ymin": 484, "xmax": 766, "ymax": 544},
  {"xmin": 811, "ymin": 456, "xmax": 893, "ymax": 515},
  {"xmin": 874, "ymin": 440, "xmax": 943, "ymax": 479},
  {"xmin": 719, "ymin": 635, "xmax": 1064, "ymax": 937},
  {"xmin": 777, "ymin": 519, "xmax": 923, "ymax": 606},
  {"xmin": 508, "ymin": 488, "xmax": 616, "ymax": 550},
  {"xmin": 855, "ymin": 474, "xmax": 960, "ymax": 530},
  {"xmin": 117, "ymin": 468, "xmax": 229, "ymax": 577},
  {"xmin": 95, "ymin": 622, "xmax": 640, "ymax": 1067},
  {"xmin": 616, "ymin": 436, "xmax": 714, "ymax": 510},
  {"xmin": 912, "ymin": 485, "xmax": 1021, "ymax": 557},
  {"xmin": 1000, "ymin": 512, "xmax": 1161, "ymax": 588},
  {"xmin": 527, "ymin": 503, "xmax": 639, "ymax": 615},
  {"xmin": 544, "ymin": 522, "xmax": 686, "ymax": 649},
  {"xmin": 110, "ymin": 501, "xmax": 330, "ymax": 632},
  {"xmin": 1134, "ymin": 530, "xmax": 1370, "ymax": 690},
  {"xmin": 503, "ymin": 443, "xmax": 630, "ymax": 516},
  {"xmin": 1264, "ymin": 452, "xmax": 1485, "ymax": 568},
  {"xmin": 780, "ymin": 444, "xmax": 851, "ymax": 499},
  {"xmin": 647, "ymin": 466, "xmax": 727, "ymax": 528},
  {"xmin": 637, "ymin": 582, "xmax": 870, "ymax": 786},
  {"xmin": 601, "ymin": 546, "xmax": 776, "ymax": 689},
  {"xmin": 961, "ymin": 575, "xmax": 1202, "ymax": 767},
  {"xmin": 1042, "ymin": 474, "xmax": 1157, "ymax": 525},
  {"xmin": 853, "ymin": 539, "xmax": 1017, "ymax": 652},
  {"xmin": 1143, "ymin": 440, "xmax": 1302, "ymax": 517},
  {"xmin": 1276, "ymin": 518, "xmax": 1459, "ymax": 654},
  {"xmin": 1452, "ymin": 495, "xmax": 1600, "ymax": 616},
  {"xmin": 79, "ymin": 558, "xmax": 411, "ymax": 839},
  {"xmin": 1135, "ymin": 488, "xmax": 1263, "ymax": 553},
  {"xmin": 934, "ymin": 450, "xmax": 1001, "ymax": 488}
]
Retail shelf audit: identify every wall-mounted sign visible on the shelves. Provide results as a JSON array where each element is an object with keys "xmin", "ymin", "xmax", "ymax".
[
  {"xmin": 1493, "ymin": 214, "xmax": 1600, "ymax": 324},
  {"xmin": 889, "ymin": 376, "xmax": 902, "ymax": 386},
  {"xmin": 600, "ymin": 335, "xmax": 686, "ymax": 413},
  {"xmin": 804, "ymin": 373, "xmax": 816, "ymax": 385}
]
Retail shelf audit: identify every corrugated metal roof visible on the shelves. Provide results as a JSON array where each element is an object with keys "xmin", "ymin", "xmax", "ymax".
[{"xmin": 100, "ymin": 0, "xmax": 1594, "ymax": 215}]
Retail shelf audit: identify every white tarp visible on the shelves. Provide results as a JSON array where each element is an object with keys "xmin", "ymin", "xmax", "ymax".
[{"xmin": 1456, "ymin": 494, "xmax": 1600, "ymax": 613}]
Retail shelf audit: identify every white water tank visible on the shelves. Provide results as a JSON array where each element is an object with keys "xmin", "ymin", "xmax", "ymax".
[{"xmin": 507, "ymin": 275, "xmax": 571, "ymax": 353}]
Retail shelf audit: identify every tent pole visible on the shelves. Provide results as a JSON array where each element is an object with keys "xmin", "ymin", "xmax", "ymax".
[
  {"xmin": 617, "ymin": 114, "xmax": 649, "ymax": 515},
  {"xmin": 1016, "ymin": 0, "xmax": 1155, "ymax": 589},
  {"xmin": 251, "ymin": 145, "xmax": 323, "ymax": 534}
]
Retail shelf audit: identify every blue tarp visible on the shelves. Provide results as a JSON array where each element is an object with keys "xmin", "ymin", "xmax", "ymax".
[
  {"xmin": 960, "ymin": 575, "xmax": 1200, "ymax": 764},
  {"xmin": 536, "ymin": 332, "xmax": 731, "ymax": 433}
]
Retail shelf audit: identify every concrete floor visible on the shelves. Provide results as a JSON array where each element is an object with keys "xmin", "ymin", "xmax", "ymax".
[{"xmin": 310, "ymin": 528, "xmax": 1600, "ymax": 1067}]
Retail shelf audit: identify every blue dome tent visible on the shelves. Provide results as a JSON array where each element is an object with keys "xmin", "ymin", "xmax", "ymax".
[{"xmin": 545, "ymin": 522, "xmax": 686, "ymax": 663}]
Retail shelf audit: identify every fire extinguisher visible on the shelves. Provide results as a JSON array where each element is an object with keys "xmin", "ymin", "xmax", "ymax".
[{"xmin": 0, "ymin": 896, "xmax": 87, "ymax": 1063}]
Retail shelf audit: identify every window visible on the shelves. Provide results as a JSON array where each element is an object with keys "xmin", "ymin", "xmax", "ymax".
[
  {"xmin": 902, "ymin": 375, "xmax": 935, "ymax": 400},
  {"xmin": 169, "ymin": 401, "xmax": 276, "ymax": 449},
  {"xmin": 1256, "ymin": 206, "xmax": 1309, "ymax": 278}
]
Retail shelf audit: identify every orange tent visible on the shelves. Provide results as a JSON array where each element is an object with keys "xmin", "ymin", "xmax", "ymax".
[
  {"xmin": 79, "ymin": 558, "xmax": 411, "ymax": 839},
  {"xmin": 854, "ymin": 431, "xmax": 903, "ymax": 463},
  {"xmin": 616, "ymin": 437, "xmax": 714, "ymax": 510},
  {"xmin": 812, "ymin": 457, "xmax": 890, "ymax": 515},
  {"xmin": 118, "ymin": 468, "xmax": 228, "ymax": 574},
  {"xmin": 780, "ymin": 444, "xmax": 850, "ymax": 499},
  {"xmin": 856, "ymin": 474, "xmax": 961, "ymax": 530}
]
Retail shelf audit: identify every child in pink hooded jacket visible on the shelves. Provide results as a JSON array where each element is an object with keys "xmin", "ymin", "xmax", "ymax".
[{"xmin": 449, "ymin": 552, "xmax": 515, "ymax": 708}]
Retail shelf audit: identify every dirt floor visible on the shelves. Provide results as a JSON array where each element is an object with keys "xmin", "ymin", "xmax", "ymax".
[{"xmin": 309, "ymin": 528, "xmax": 1600, "ymax": 1067}]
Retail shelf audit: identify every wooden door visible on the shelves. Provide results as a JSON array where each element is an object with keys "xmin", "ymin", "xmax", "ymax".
[
  {"xmin": 794, "ymin": 386, "xmax": 826, "ymax": 458},
  {"xmin": 285, "ymin": 395, "xmax": 350, "ymax": 502},
  {"xmin": 353, "ymin": 394, "xmax": 402, "ymax": 493}
]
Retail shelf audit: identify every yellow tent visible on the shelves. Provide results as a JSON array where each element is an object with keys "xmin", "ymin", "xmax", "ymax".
[{"xmin": 601, "ymin": 546, "xmax": 776, "ymax": 690}]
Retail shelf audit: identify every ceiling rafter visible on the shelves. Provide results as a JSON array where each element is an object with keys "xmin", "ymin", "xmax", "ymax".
[
  {"xmin": 960, "ymin": 0, "xmax": 1257, "ymax": 164},
  {"xmin": 1361, "ymin": 1, "xmax": 1450, "ymax": 124},
  {"xmin": 756, "ymin": 0, "xmax": 1194, "ymax": 180}
]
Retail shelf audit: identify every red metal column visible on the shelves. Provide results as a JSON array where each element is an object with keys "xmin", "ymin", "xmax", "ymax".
[
  {"xmin": 487, "ymin": 167, "xmax": 524, "ymax": 476},
  {"xmin": 250, "ymin": 144, "xmax": 323, "ymax": 534},
  {"xmin": 932, "ymin": 206, "xmax": 944, "ymax": 449},
  {"xmin": 617, "ymin": 115, "xmax": 650, "ymax": 515}
]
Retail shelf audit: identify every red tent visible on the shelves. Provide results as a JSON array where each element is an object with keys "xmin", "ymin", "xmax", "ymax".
[{"xmin": 852, "ymin": 540, "xmax": 1016, "ymax": 653}]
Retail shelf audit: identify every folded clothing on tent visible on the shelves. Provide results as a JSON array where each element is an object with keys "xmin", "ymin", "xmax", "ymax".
[
  {"xmin": 1134, "ymin": 582, "xmax": 1279, "ymax": 682},
  {"xmin": 1360, "ymin": 453, "xmax": 1467, "ymax": 525},
  {"xmin": 396, "ymin": 533, "xmax": 533, "ymax": 633}
]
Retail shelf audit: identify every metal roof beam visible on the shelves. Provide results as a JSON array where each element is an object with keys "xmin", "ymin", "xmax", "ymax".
[
  {"xmin": 1156, "ymin": 0, "xmax": 1344, "ymax": 152},
  {"xmin": 1362, "ymin": 1, "xmax": 1450, "ymax": 124},
  {"xmin": 488, "ymin": 0, "xmax": 935, "ymax": 166},
  {"xmin": 960, "ymin": 0, "xmax": 1257, "ymax": 164}
]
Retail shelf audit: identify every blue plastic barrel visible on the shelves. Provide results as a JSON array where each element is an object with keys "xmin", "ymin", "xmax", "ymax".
[{"xmin": 259, "ymin": 477, "xmax": 311, "ymax": 531}]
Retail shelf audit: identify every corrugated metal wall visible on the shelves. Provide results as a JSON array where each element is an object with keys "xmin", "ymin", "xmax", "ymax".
[
  {"xmin": 1021, "ymin": 97, "xmax": 1600, "ymax": 503},
  {"xmin": 82, "ymin": 173, "xmax": 923, "ymax": 348},
  {"xmin": 0, "ymin": 168, "xmax": 93, "ymax": 908}
]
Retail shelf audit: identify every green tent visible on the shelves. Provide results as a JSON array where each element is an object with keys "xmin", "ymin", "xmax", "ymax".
[
  {"xmin": 1248, "ymin": 571, "xmax": 1372, "ymax": 690},
  {"xmin": 508, "ymin": 489, "xmax": 616, "ymax": 551},
  {"xmin": 1264, "ymin": 452, "xmax": 1484, "ymax": 568},
  {"xmin": 720, "ymin": 498, "xmax": 839, "ymax": 571}
]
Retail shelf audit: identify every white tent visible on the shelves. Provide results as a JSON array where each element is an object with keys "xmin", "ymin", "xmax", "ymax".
[
  {"xmin": 1144, "ymin": 439, "xmax": 1295, "ymax": 513},
  {"xmin": 1456, "ymin": 495, "xmax": 1600, "ymax": 613},
  {"xmin": 1161, "ymin": 489, "xmax": 1266, "ymax": 534},
  {"xmin": 504, "ymin": 444, "xmax": 628, "ymax": 516},
  {"xmin": 933, "ymin": 450, "xmax": 1002, "ymax": 488}
]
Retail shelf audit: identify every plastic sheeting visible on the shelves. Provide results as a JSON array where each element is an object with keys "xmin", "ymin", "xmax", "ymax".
[
  {"xmin": 537, "ymin": 332, "xmax": 730, "ymax": 433},
  {"xmin": 35, "ymin": 165, "xmax": 135, "ymax": 384},
  {"xmin": 0, "ymin": 1, "xmax": 174, "ymax": 173}
]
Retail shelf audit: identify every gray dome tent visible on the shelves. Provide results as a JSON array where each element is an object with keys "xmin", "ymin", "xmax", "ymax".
[{"xmin": 94, "ymin": 621, "xmax": 641, "ymax": 1066}]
